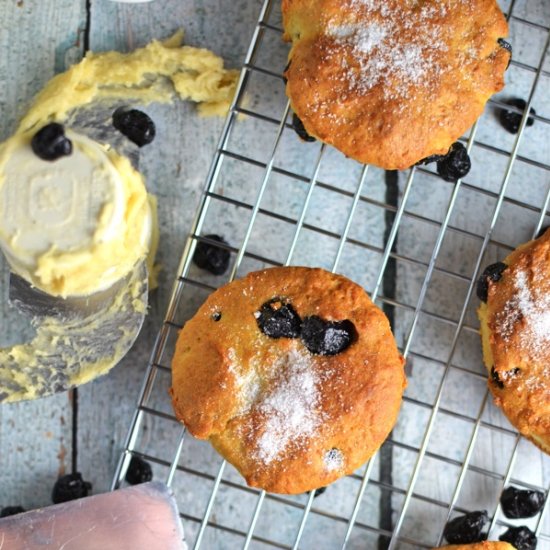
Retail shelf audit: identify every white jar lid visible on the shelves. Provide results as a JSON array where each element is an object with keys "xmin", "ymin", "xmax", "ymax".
[
  {"xmin": 0, "ymin": 130, "xmax": 125, "ymax": 270},
  {"xmin": 0, "ymin": 128, "xmax": 152, "ymax": 296}
]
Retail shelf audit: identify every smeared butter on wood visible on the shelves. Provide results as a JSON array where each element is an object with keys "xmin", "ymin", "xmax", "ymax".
[
  {"xmin": 0, "ymin": 262, "xmax": 147, "ymax": 403},
  {"xmin": 18, "ymin": 30, "xmax": 240, "ymax": 133},
  {"xmin": 0, "ymin": 32, "xmax": 238, "ymax": 402}
]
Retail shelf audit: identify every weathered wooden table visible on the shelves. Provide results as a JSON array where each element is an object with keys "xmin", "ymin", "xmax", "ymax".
[
  {"xmin": 1, "ymin": 1, "xmax": 550, "ymax": 549},
  {"xmin": 0, "ymin": 0, "xmax": 259, "ymax": 504}
]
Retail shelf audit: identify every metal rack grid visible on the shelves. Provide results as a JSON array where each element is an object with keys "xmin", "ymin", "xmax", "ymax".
[{"xmin": 113, "ymin": 0, "xmax": 550, "ymax": 548}]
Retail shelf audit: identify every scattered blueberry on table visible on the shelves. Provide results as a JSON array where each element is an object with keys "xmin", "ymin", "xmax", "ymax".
[
  {"xmin": 499, "ymin": 98, "xmax": 536, "ymax": 135},
  {"xmin": 436, "ymin": 142, "xmax": 471, "ymax": 182},
  {"xmin": 501, "ymin": 486, "xmax": 545, "ymax": 519},
  {"xmin": 443, "ymin": 510, "xmax": 488, "ymax": 544},
  {"xmin": 313, "ymin": 486, "xmax": 327, "ymax": 498},
  {"xmin": 51, "ymin": 472, "xmax": 92, "ymax": 504},
  {"xmin": 192, "ymin": 234, "xmax": 231, "ymax": 275},
  {"xmin": 0, "ymin": 506, "xmax": 26, "ymax": 517},
  {"xmin": 499, "ymin": 525, "xmax": 537, "ymax": 550},
  {"xmin": 125, "ymin": 455, "xmax": 153, "ymax": 485},
  {"xmin": 305, "ymin": 486, "xmax": 327, "ymax": 498},
  {"xmin": 31, "ymin": 123, "xmax": 73, "ymax": 161},
  {"xmin": 112, "ymin": 108, "xmax": 156, "ymax": 147}
]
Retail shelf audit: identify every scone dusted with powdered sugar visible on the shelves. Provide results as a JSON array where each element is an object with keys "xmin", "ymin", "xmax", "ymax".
[
  {"xmin": 170, "ymin": 266, "xmax": 406, "ymax": 494},
  {"xmin": 477, "ymin": 229, "xmax": 550, "ymax": 455},
  {"xmin": 282, "ymin": 0, "xmax": 510, "ymax": 170}
]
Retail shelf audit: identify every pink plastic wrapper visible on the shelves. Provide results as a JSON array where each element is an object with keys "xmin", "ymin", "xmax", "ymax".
[{"xmin": 0, "ymin": 481, "xmax": 186, "ymax": 549}]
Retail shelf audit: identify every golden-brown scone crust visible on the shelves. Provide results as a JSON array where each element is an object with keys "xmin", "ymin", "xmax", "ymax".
[
  {"xmin": 170, "ymin": 266, "xmax": 406, "ymax": 494},
  {"xmin": 478, "ymin": 229, "xmax": 550, "ymax": 454},
  {"xmin": 282, "ymin": 0, "xmax": 510, "ymax": 170},
  {"xmin": 435, "ymin": 543, "xmax": 516, "ymax": 550}
]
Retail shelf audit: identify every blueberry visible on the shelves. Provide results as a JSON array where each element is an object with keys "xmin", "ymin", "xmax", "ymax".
[
  {"xmin": 292, "ymin": 113, "xmax": 316, "ymax": 142},
  {"xmin": 499, "ymin": 98, "xmax": 536, "ymax": 135},
  {"xmin": 436, "ymin": 142, "xmax": 471, "ymax": 182},
  {"xmin": 301, "ymin": 316, "xmax": 356, "ymax": 356},
  {"xmin": 491, "ymin": 367, "xmax": 520, "ymax": 389},
  {"xmin": 501, "ymin": 486, "xmax": 545, "ymax": 519},
  {"xmin": 491, "ymin": 366, "xmax": 505, "ymax": 389},
  {"xmin": 499, "ymin": 526, "xmax": 537, "ymax": 550},
  {"xmin": 476, "ymin": 262, "xmax": 507, "ymax": 302},
  {"xmin": 125, "ymin": 455, "xmax": 153, "ymax": 485},
  {"xmin": 415, "ymin": 154, "xmax": 446, "ymax": 166},
  {"xmin": 112, "ymin": 108, "xmax": 156, "ymax": 147},
  {"xmin": 498, "ymin": 38, "xmax": 513, "ymax": 69},
  {"xmin": 211, "ymin": 312, "xmax": 222, "ymax": 322},
  {"xmin": 51, "ymin": 472, "xmax": 92, "ymax": 504},
  {"xmin": 31, "ymin": 123, "xmax": 73, "ymax": 161},
  {"xmin": 0, "ymin": 506, "xmax": 25, "ymax": 517},
  {"xmin": 193, "ymin": 235, "xmax": 230, "ymax": 275},
  {"xmin": 306, "ymin": 486, "xmax": 327, "ymax": 498},
  {"xmin": 256, "ymin": 298, "xmax": 302, "ymax": 339},
  {"xmin": 443, "ymin": 510, "xmax": 488, "ymax": 544}
]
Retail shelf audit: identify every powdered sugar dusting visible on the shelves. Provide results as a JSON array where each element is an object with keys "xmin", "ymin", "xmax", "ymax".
[
  {"xmin": 228, "ymin": 348, "xmax": 261, "ymax": 411},
  {"xmin": 495, "ymin": 269, "xmax": 550, "ymax": 358},
  {"xmin": 324, "ymin": 448, "xmax": 344, "ymax": 471},
  {"xmin": 253, "ymin": 348, "xmax": 323, "ymax": 464},
  {"xmin": 322, "ymin": 1, "xmax": 453, "ymax": 102}
]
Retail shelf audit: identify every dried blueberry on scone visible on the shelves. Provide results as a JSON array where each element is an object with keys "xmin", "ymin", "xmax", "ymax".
[
  {"xmin": 282, "ymin": 0, "xmax": 510, "ymax": 170},
  {"xmin": 477, "ymin": 229, "xmax": 550, "ymax": 454},
  {"xmin": 170, "ymin": 266, "xmax": 406, "ymax": 494}
]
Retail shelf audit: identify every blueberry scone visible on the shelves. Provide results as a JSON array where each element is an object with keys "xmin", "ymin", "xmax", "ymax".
[
  {"xmin": 170, "ymin": 266, "xmax": 406, "ymax": 494},
  {"xmin": 477, "ymin": 229, "xmax": 550, "ymax": 453},
  {"xmin": 283, "ymin": 0, "xmax": 510, "ymax": 169}
]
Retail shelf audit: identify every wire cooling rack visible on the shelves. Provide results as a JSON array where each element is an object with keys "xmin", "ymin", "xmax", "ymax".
[{"xmin": 113, "ymin": 0, "xmax": 550, "ymax": 548}]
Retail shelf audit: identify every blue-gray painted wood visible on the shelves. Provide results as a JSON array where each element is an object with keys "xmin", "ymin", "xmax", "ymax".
[{"xmin": 0, "ymin": 0, "xmax": 86, "ymax": 509}]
